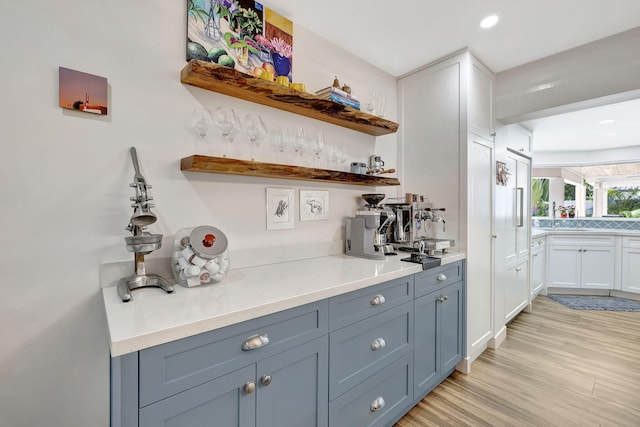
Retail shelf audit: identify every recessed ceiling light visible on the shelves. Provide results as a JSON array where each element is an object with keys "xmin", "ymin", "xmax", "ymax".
[
  {"xmin": 599, "ymin": 119, "xmax": 616, "ymax": 125},
  {"xmin": 480, "ymin": 15, "xmax": 499, "ymax": 29}
]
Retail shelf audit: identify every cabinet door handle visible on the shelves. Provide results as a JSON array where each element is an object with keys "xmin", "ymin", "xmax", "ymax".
[
  {"xmin": 582, "ymin": 249, "xmax": 587, "ymax": 253},
  {"xmin": 260, "ymin": 374, "xmax": 272, "ymax": 386},
  {"xmin": 516, "ymin": 267, "xmax": 522, "ymax": 272},
  {"xmin": 370, "ymin": 294, "xmax": 386, "ymax": 305},
  {"xmin": 437, "ymin": 273, "xmax": 447, "ymax": 281},
  {"xmin": 370, "ymin": 397, "xmax": 386, "ymax": 412},
  {"xmin": 443, "ymin": 295, "xmax": 448, "ymax": 301},
  {"xmin": 242, "ymin": 333, "xmax": 270, "ymax": 351},
  {"xmin": 244, "ymin": 381, "xmax": 256, "ymax": 394},
  {"xmin": 371, "ymin": 338, "xmax": 386, "ymax": 351}
]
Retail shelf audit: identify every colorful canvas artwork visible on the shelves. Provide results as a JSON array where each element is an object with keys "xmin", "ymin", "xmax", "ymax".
[
  {"xmin": 58, "ymin": 67, "xmax": 108, "ymax": 115},
  {"xmin": 187, "ymin": 1, "xmax": 293, "ymax": 81}
]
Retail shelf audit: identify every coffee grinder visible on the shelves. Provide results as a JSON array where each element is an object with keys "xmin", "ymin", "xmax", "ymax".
[{"xmin": 345, "ymin": 194, "xmax": 396, "ymax": 260}]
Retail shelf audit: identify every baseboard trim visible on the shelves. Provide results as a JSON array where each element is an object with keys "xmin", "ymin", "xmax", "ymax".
[{"xmin": 488, "ymin": 326, "xmax": 507, "ymax": 350}]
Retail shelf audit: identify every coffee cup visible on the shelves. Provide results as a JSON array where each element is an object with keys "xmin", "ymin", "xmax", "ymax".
[
  {"xmin": 276, "ymin": 76, "xmax": 290, "ymax": 87},
  {"xmin": 261, "ymin": 70, "xmax": 274, "ymax": 82}
]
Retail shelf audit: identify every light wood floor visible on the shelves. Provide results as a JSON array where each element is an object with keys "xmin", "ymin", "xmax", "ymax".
[{"xmin": 395, "ymin": 295, "xmax": 640, "ymax": 427}]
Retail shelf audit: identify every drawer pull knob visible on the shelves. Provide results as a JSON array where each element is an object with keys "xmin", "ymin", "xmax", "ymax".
[
  {"xmin": 244, "ymin": 381, "xmax": 256, "ymax": 394},
  {"xmin": 260, "ymin": 374, "xmax": 272, "ymax": 386},
  {"xmin": 437, "ymin": 273, "xmax": 447, "ymax": 281},
  {"xmin": 371, "ymin": 338, "xmax": 386, "ymax": 351},
  {"xmin": 242, "ymin": 334, "xmax": 270, "ymax": 351},
  {"xmin": 516, "ymin": 267, "xmax": 522, "ymax": 272},
  {"xmin": 370, "ymin": 294, "xmax": 386, "ymax": 305},
  {"xmin": 437, "ymin": 295, "xmax": 448, "ymax": 303},
  {"xmin": 370, "ymin": 397, "xmax": 386, "ymax": 412}
]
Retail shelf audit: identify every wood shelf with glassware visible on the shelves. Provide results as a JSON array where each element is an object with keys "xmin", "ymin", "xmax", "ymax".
[
  {"xmin": 180, "ymin": 60, "xmax": 399, "ymax": 137},
  {"xmin": 180, "ymin": 155, "xmax": 401, "ymax": 186}
]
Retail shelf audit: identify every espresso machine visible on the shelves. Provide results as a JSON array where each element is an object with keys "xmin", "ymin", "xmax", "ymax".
[
  {"xmin": 345, "ymin": 194, "xmax": 396, "ymax": 260},
  {"xmin": 383, "ymin": 198, "xmax": 454, "ymax": 256}
]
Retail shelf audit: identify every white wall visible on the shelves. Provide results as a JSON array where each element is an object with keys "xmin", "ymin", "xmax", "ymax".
[{"xmin": 0, "ymin": 1, "xmax": 397, "ymax": 425}]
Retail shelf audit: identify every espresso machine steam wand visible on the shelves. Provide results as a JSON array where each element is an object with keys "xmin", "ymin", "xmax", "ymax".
[{"xmin": 117, "ymin": 147, "xmax": 174, "ymax": 302}]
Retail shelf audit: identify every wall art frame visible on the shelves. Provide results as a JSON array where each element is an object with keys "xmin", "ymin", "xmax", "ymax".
[
  {"xmin": 266, "ymin": 187, "xmax": 294, "ymax": 230},
  {"xmin": 299, "ymin": 190, "xmax": 329, "ymax": 221}
]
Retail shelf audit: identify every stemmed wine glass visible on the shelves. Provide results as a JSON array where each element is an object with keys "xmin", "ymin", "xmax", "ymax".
[
  {"xmin": 291, "ymin": 127, "xmax": 306, "ymax": 159},
  {"xmin": 213, "ymin": 107, "xmax": 240, "ymax": 157},
  {"xmin": 309, "ymin": 131, "xmax": 325, "ymax": 166},
  {"xmin": 191, "ymin": 108, "xmax": 212, "ymax": 139},
  {"xmin": 244, "ymin": 114, "xmax": 266, "ymax": 161},
  {"xmin": 271, "ymin": 128, "xmax": 290, "ymax": 163}
]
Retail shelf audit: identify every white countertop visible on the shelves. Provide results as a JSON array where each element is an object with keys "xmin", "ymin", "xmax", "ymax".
[
  {"xmin": 532, "ymin": 228, "xmax": 640, "ymax": 237},
  {"xmin": 103, "ymin": 252, "xmax": 465, "ymax": 357}
]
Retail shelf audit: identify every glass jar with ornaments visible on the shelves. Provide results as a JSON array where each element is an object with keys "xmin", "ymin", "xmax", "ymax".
[{"xmin": 172, "ymin": 226, "xmax": 230, "ymax": 287}]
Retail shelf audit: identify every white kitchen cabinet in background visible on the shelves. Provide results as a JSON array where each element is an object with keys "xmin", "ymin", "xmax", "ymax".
[
  {"xmin": 547, "ymin": 235, "xmax": 616, "ymax": 290},
  {"xmin": 621, "ymin": 236, "xmax": 640, "ymax": 293},
  {"xmin": 531, "ymin": 236, "xmax": 546, "ymax": 298}
]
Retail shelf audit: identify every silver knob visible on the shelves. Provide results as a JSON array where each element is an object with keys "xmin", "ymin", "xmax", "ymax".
[
  {"xmin": 370, "ymin": 294, "xmax": 386, "ymax": 305},
  {"xmin": 437, "ymin": 273, "xmax": 447, "ymax": 281},
  {"xmin": 371, "ymin": 338, "xmax": 386, "ymax": 351},
  {"xmin": 244, "ymin": 381, "xmax": 256, "ymax": 394},
  {"xmin": 516, "ymin": 267, "xmax": 522, "ymax": 272},
  {"xmin": 242, "ymin": 334, "xmax": 269, "ymax": 351},
  {"xmin": 370, "ymin": 397, "xmax": 386, "ymax": 412},
  {"xmin": 260, "ymin": 375, "xmax": 272, "ymax": 386},
  {"xmin": 443, "ymin": 295, "xmax": 448, "ymax": 301}
]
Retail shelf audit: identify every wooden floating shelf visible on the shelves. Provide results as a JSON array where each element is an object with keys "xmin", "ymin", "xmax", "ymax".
[
  {"xmin": 180, "ymin": 60, "xmax": 399, "ymax": 137},
  {"xmin": 180, "ymin": 155, "xmax": 401, "ymax": 187}
]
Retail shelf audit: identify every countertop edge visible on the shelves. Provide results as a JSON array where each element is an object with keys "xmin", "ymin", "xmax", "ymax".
[{"xmin": 105, "ymin": 252, "xmax": 465, "ymax": 356}]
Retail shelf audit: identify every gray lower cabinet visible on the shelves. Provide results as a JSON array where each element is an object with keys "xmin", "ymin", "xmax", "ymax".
[
  {"xmin": 414, "ymin": 263, "xmax": 464, "ymax": 399},
  {"xmin": 111, "ymin": 262, "xmax": 465, "ymax": 427}
]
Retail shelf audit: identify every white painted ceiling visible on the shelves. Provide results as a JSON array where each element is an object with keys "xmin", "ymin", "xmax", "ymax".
[
  {"xmin": 265, "ymin": 0, "xmax": 640, "ymax": 76},
  {"xmin": 265, "ymin": 0, "xmax": 640, "ymax": 174}
]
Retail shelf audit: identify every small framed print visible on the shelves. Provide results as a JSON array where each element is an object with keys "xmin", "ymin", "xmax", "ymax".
[
  {"xmin": 266, "ymin": 188, "xmax": 294, "ymax": 230},
  {"xmin": 299, "ymin": 190, "xmax": 329, "ymax": 221}
]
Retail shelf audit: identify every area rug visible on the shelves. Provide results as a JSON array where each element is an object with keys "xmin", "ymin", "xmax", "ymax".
[{"xmin": 548, "ymin": 295, "xmax": 640, "ymax": 312}]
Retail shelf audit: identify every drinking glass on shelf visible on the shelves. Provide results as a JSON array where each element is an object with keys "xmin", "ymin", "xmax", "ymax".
[
  {"xmin": 374, "ymin": 92, "xmax": 386, "ymax": 117},
  {"xmin": 364, "ymin": 91, "xmax": 377, "ymax": 114},
  {"xmin": 213, "ymin": 107, "xmax": 240, "ymax": 157},
  {"xmin": 309, "ymin": 131, "xmax": 325, "ymax": 166},
  {"xmin": 244, "ymin": 114, "xmax": 266, "ymax": 161},
  {"xmin": 271, "ymin": 128, "xmax": 290, "ymax": 163},
  {"xmin": 191, "ymin": 108, "xmax": 212, "ymax": 139},
  {"xmin": 327, "ymin": 145, "xmax": 339, "ymax": 169},
  {"xmin": 337, "ymin": 147, "xmax": 348, "ymax": 170},
  {"xmin": 291, "ymin": 127, "xmax": 307, "ymax": 159}
]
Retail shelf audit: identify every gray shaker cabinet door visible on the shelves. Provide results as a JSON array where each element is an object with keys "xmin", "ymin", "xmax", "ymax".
[
  {"xmin": 439, "ymin": 281, "xmax": 463, "ymax": 374},
  {"xmin": 256, "ymin": 336, "xmax": 329, "ymax": 427},
  {"xmin": 139, "ymin": 365, "xmax": 256, "ymax": 427},
  {"xmin": 413, "ymin": 291, "xmax": 438, "ymax": 397}
]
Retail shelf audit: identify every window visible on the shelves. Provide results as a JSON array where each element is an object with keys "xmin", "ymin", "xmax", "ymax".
[
  {"xmin": 532, "ymin": 178, "xmax": 548, "ymax": 217},
  {"xmin": 607, "ymin": 187, "xmax": 640, "ymax": 217}
]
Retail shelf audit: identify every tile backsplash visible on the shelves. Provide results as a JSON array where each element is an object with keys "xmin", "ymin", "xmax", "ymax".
[{"xmin": 535, "ymin": 218, "xmax": 640, "ymax": 230}]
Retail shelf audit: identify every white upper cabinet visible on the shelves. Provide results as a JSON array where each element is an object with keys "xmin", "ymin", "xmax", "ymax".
[{"xmin": 469, "ymin": 58, "xmax": 495, "ymax": 141}]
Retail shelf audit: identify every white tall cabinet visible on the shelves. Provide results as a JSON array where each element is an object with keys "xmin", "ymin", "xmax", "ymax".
[{"xmin": 398, "ymin": 50, "xmax": 495, "ymax": 373}]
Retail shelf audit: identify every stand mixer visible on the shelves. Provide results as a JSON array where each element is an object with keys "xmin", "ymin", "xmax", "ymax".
[
  {"xmin": 345, "ymin": 194, "xmax": 396, "ymax": 260},
  {"xmin": 117, "ymin": 147, "xmax": 174, "ymax": 302}
]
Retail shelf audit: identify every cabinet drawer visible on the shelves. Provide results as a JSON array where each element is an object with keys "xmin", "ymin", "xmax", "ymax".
[
  {"xmin": 548, "ymin": 235, "xmax": 616, "ymax": 247},
  {"xmin": 329, "ymin": 352, "xmax": 413, "ymax": 427},
  {"xmin": 139, "ymin": 300, "xmax": 327, "ymax": 407},
  {"xmin": 623, "ymin": 236, "xmax": 640, "ymax": 248},
  {"xmin": 531, "ymin": 236, "xmax": 546, "ymax": 250},
  {"xmin": 329, "ymin": 275, "xmax": 413, "ymax": 331},
  {"xmin": 329, "ymin": 304, "xmax": 413, "ymax": 400},
  {"xmin": 414, "ymin": 261, "xmax": 463, "ymax": 298}
]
